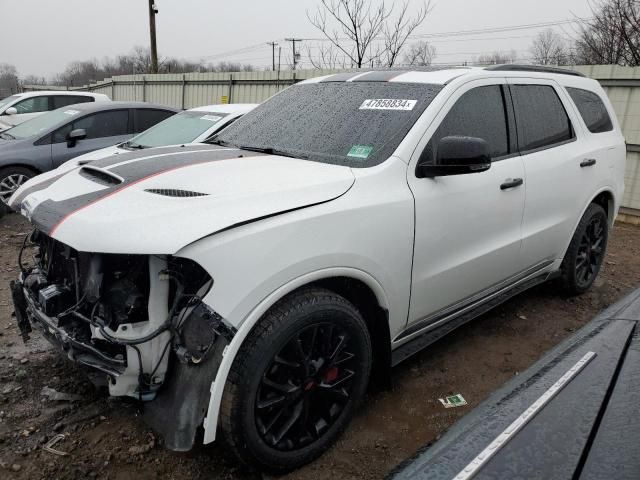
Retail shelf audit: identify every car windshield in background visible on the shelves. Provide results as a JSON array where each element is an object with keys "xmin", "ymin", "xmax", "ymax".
[
  {"xmin": 211, "ymin": 82, "xmax": 443, "ymax": 167},
  {"xmin": 5, "ymin": 108, "xmax": 82, "ymax": 139},
  {"xmin": 125, "ymin": 111, "xmax": 228, "ymax": 149},
  {"xmin": 0, "ymin": 95, "xmax": 20, "ymax": 110}
]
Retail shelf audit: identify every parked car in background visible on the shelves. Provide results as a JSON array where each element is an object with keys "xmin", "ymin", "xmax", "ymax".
[
  {"xmin": 0, "ymin": 91, "xmax": 110, "ymax": 132},
  {"xmin": 0, "ymin": 101, "xmax": 177, "ymax": 209},
  {"xmin": 71, "ymin": 103, "xmax": 257, "ymax": 164},
  {"xmin": 8, "ymin": 66, "xmax": 626, "ymax": 472}
]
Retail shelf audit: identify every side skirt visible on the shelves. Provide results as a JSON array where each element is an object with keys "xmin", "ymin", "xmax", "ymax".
[{"xmin": 391, "ymin": 272, "xmax": 551, "ymax": 367}]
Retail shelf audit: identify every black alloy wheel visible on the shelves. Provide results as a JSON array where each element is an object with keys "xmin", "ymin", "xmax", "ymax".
[
  {"xmin": 255, "ymin": 322, "xmax": 357, "ymax": 451},
  {"xmin": 561, "ymin": 202, "xmax": 609, "ymax": 294},
  {"xmin": 575, "ymin": 214, "xmax": 606, "ymax": 288},
  {"xmin": 220, "ymin": 288, "xmax": 372, "ymax": 473}
]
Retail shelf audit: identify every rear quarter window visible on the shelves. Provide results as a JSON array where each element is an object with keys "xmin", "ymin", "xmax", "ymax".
[
  {"xmin": 53, "ymin": 96, "xmax": 95, "ymax": 109},
  {"xmin": 510, "ymin": 85, "xmax": 574, "ymax": 152},
  {"xmin": 566, "ymin": 87, "xmax": 614, "ymax": 134}
]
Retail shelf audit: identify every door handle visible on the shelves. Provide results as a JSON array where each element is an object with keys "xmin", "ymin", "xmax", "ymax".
[
  {"xmin": 500, "ymin": 178, "xmax": 523, "ymax": 190},
  {"xmin": 580, "ymin": 158, "xmax": 597, "ymax": 168}
]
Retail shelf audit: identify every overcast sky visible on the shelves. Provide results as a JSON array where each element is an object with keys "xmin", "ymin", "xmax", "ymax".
[{"xmin": 1, "ymin": 0, "xmax": 592, "ymax": 78}]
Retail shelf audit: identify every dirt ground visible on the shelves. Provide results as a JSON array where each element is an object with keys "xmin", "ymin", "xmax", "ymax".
[{"xmin": 1, "ymin": 213, "xmax": 639, "ymax": 480}]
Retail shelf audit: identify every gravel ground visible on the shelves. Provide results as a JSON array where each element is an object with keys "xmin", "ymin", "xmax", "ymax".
[{"xmin": 1, "ymin": 213, "xmax": 639, "ymax": 480}]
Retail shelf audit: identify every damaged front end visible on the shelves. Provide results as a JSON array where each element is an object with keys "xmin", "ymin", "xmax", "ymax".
[{"xmin": 11, "ymin": 230, "xmax": 235, "ymax": 449}]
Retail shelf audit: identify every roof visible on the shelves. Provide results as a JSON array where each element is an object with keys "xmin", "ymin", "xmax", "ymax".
[
  {"xmin": 12, "ymin": 90, "xmax": 109, "ymax": 98},
  {"xmin": 300, "ymin": 65, "xmax": 592, "ymax": 86},
  {"xmin": 64, "ymin": 101, "xmax": 179, "ymax": 113},
  {"xmin": 185, "ymin": 103, "xmax": 258, "ymax": 114}
]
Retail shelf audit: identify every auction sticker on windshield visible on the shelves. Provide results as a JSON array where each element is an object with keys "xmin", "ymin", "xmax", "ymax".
[
  {"xmin": 359, "ymin": 99, "xmax": 417, "ymax": 111},
  {"xmin": 347, "ymin": 145, "xmax": 373, "ymax": 159},
  {"xmin": 200, "ymin": 115, "xmax": 222, "ymax": 122}
]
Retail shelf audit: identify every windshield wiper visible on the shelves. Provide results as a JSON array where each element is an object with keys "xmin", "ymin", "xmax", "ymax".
[
  {"xmin": 0, "ymin": 132, "xmax": 15, "ymax": 140},
  {"xmin": 235, "ymin": 145, "xmax": 306, "ymax": 160},
  {"xmin": 207, "ymin": 138, "xmax": 236, "ymax": 148}
]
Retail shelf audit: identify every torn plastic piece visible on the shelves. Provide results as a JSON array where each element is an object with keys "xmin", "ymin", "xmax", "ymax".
[
  {"xmin": 10, "ymin": 281, "xmax": 31, "ymax": 342},
  {"xmin": 40, "ymin": 386, "xmax": 83, "ymax": 402},
  {"xmin": 43, "ymin": 434, "xmax": 69, "ymax": 456}
]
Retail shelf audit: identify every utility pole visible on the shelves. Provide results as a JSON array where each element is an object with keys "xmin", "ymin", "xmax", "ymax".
[
  {"xmin": 267, "ymin": 41, "xmax": 278, "ymax": 71},
  {"xmin": 285, "ymin": 38, "xmax": 303, "ymax": 70},
  {"xmin": 148, "ymin": 0, "xmax": 159, "ymax": 74}
]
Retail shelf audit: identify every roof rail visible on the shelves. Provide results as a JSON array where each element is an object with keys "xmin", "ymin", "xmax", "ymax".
[{"xmin": 484, "ymin": 64, "xmax": 585, "ymax": 77}]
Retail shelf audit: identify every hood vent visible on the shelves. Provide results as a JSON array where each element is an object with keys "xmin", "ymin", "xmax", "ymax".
[
  {"xmin": 145, "ymin": 188, "xmax": 209, "ymax": 198},
  {"xmin": 79, "ymin": 166, "xmax": 124, "ymax": 186}
]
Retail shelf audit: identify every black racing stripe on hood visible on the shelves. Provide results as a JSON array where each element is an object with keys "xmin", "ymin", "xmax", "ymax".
[
  {"xmin": 109, "ymin": 147, "xmax": 259, "ymax": 179},
  {"xmin": 23, "ymin": 148, "xmax": 257, "ymax": 235},
  {"xmin": 10, "ymin": 171, "xmax": 70, "ymax": 210},
  {"xmin": 91, "ymin": 144, "xmax": 225, "ymax": 169}
]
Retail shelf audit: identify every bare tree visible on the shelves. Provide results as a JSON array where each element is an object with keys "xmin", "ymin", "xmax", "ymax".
[
  {"xmin": 402, "ymin": 41, "xmax": 437, "ymax": 66},
  {"xmin": 574, "ymin": 0, "xmax": 640, "ymax": 66},
  {"xmin": 306, "ymin": 44, "xmax": 349, "ymax": 69},
  {"xmin": 475, "ymin": 50, "xmax": 518, "ymax": 65},
  {"xmin": 307, "ymin": 0, "xmax": 430, "ymax": 68},
  {"xmin": 0, "ymin": 63, "xmax": 19, "ymax": 96},
  {"xmin": 530, "ymin": 29, "xmax": 569, "ymax": 65},
  {"xmin": 382, "ymin": 1, "xmax": 431, "ymax": 67}
]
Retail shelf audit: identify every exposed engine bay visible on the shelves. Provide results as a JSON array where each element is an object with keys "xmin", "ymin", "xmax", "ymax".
[{"xmin": 11, "ymin": 229, "xmax": 233, "ymax": 407}]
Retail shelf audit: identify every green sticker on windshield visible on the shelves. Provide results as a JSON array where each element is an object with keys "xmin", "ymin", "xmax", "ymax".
[{"xmin": 347, "ymin": 145, "xmax": 373, "ymax": 159}]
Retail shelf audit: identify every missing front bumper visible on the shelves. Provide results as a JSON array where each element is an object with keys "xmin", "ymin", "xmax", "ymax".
[{"xmin": 11, "ymin": 278, "xmax": 126, "ymax": 377}]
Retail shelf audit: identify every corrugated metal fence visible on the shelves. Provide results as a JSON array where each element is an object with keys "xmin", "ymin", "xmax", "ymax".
[
  {"xmin": 572, "ymin": 66, "xmax": 640, "ymax": 215},
  {"xmin": 32, "ymin": 70, "xmax": 349, "ymax": 109},
  {"xmin": 22, "ymin": 66, "xmax": 640, "ymax": 213}
]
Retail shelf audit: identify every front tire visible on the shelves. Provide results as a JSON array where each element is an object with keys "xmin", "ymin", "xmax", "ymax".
[
  {"xmin": 220, "ymin": 288, "xmax": 372, "ymax": 473},
  {"xmin": 560, "ymin": 203, "xmax": 609, "ymax": 295},
  {"xmin": 0, "ymin": 166, "xmax": 35, "ymax": 207}
]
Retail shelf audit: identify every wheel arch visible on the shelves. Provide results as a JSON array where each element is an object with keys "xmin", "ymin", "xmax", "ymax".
[
  {"xmin": 559, "ymin": 187, "xmax": 616, "ymax": 266},
  {"xmin": 0, "ymin": 163, "xmax": 42, "ymax": 175},
  {"xmin": 590, "ymin": 189, "xmax": 616, "ymax": 227},
  {"xmin": 201, "ymin": 267, "xmax": 392, "ymax": 444}
]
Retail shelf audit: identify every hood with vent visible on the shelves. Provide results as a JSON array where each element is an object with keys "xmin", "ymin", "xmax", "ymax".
[{"xmin": 9, "ymin": 145, "xmax": 355, "ymax": 254}]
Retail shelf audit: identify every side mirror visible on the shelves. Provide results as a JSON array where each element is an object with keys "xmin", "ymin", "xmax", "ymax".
[
  {"xmin": 4, "ymin": 107, "xmax": 17, "ymax": 116},
  {"xmin": 416, "ymin": 136, "xmax": 491, "ymax": 178},
  {"xmin": 66, "ymin": 128, "xmax": 87, "ymax": 148}
]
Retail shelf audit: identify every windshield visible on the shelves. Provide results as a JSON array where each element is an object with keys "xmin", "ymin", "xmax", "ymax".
[
  {"xmin": 4, "ymin": 108, "xmax": 81, "ymax": 140},
  {"xmin": 125, "ymin": 111, "xmax": 228, "ymax": 149},
  {"xmin": 211, "ymin": 81, "xmax": 442, "ymax": 167},
  {"xmin": 0, "ymin": 95, "xmax": 20, "ymax": 111}
]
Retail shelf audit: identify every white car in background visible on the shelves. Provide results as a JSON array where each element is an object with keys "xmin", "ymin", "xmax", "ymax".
[
  {"xmin": 70, "ymin": 103, "xmax": 258, "ymax": 164},
  {"xmin": 0, "ymin": 91, "xmax": 110, "ymax": 131}
]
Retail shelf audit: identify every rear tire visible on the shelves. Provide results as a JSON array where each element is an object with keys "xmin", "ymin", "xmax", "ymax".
[
  {"xmin": 220, "ymin": 288, "xmax": 372, "ymax": 473},
  {"xmin": 560, "ymin": 203, "xmax": 608, "ymax": 295},
  {"xmin": 0, "ymin": 166, "xmax": 35, "ymax": 207}
]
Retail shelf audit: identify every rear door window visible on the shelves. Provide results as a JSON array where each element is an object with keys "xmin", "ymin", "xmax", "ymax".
[
  {"xmin": 566, "ymin": 87, "xmax": 613, "ymax": 133},
  {"xmin": 71, "ymin": 110, "xmax": 129, "ymax": 139},
  {"xmin": 52, "ymin": 95, "xmax": 95, "ymax": 109},
  {"xmin": 14, "ymin": 96, "xmax": 50, "ymax": 114},
  {"xmin": 134, "ymin": 109, "xmax": 175, "ymax": 133},
  {"xmin": 510, "ymin": 85, "xmax": 574, "ymax": 152},
  {"xmin": 423, "ymin": 85, "xmax": 510, "ymax": 163}
]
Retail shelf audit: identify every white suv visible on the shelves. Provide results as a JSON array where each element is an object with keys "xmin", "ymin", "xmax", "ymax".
[
  {"xmin": 0, "ymin": 91, "xmax": 110, "ymax": 131},
  {"xmin": 8, "ymin": 66, "xmax": 626, "ymax": 472}
]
